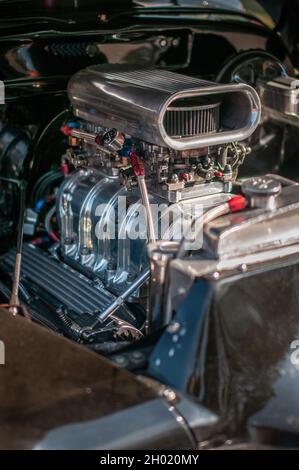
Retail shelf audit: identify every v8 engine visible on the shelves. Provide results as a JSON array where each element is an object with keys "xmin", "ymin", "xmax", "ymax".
[
  {"xmin": 4, "ymin": 64, "xmax": 298, "ymax": 352},
  {"xmin": 4, "ymin": 2, "xmax": 299, "ymax": 451}
]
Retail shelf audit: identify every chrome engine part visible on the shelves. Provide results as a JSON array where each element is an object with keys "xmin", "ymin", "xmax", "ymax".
[
  {"xmin": 56, "ymin": 168, "xmax": 232, "ymax": 297},
  {"xmin": 68, "ymin": 65, "xmax": 261, "ymax": 150},
  {"xmin": 257, "ymin": 76, "xmax": 299, "ymax": 128},
  {"xmin": 55, "ymin": 66, "xmax": 259, "ymax": 301},
  {"xmin": 0, "ymin": 66, "xmax": 262, "ymax": 344},
  {"xmin": 163, "ymin": 175, "xmax": 299, "ymax": 318},
  {"xmin": 1, "ymin": 244, "xmax": 143, "ymax": 338}
]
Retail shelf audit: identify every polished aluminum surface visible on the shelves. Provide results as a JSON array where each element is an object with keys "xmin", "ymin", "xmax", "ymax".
[
  {"xmin": 242, "ymin": 176, "xmax": 282, "ymax": 210},
  {"xmin": 163, "ymin": 178, "xmax": 299, "ymax": 316},
  {"xmin": 68, "ymin": 65, "xmax": 261, "ymax": 150},
  {"xmin": 56, "ymin": 168, "xmax": 231, "ymax": 296},
  {"xmin": 258, "ymin": 76, "xmax": 299, "ymax": 128},
  {"xmin": 97, "ymin": 268, "xmax": 150, "ymax": 323},
  {"xmin": 204, "ymin": 186, "xmax": 299, "ymax": 259},
  {"xmin": 148, "ymin": 241, "xmax": 180, "ymax": 330},
  {"xmin": 203, "ymin": 183, "xmax": 299, "ymax": 260},
  {"xmin": 137, "ymin": 175, "xmax": 156, "ymax": 244}
]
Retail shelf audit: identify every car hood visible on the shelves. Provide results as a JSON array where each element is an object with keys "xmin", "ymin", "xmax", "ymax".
[
  {"xmin": 0, "ymin": 309, "xmax": 156, "ymax": 449},
  {"xmin": 0, "ymin": 1, "xmax": 277, "ymax": 29}
]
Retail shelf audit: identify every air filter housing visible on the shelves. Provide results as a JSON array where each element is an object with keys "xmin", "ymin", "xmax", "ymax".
[{"xmin": 68, "ymin": 65, "xmax": 261, "ymax": 150}]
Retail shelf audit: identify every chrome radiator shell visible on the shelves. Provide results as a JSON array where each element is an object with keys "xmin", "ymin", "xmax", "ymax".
[
  {"xmin": 68, "ymin": 65, "xmax": 261, "ymax": 150},
  {"xmin": 165, "ymin": 180, "xmax": 299, "ymax": 317}
]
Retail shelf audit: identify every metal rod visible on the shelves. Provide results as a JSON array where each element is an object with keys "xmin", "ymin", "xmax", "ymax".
[
  {"xmin": 71, "ymin": 129, "xmax": 97, "ymax": 143},
  {"xmin": 0, "ymin": 177, "xmax": 27, "ymax": 306},
  {"xmin": 96, "ymin": 268, "xmax": 150, "ymax": 322},
  {"xmin": 137, "ymin": 175, "xmax": 156, "ymax": 244},
  {"xmin": 10, "ymin": 181, "xmax": 27, "ymax": 306},
  {"xmin": 130, "ymin": 151, "xmax": 156, "ymax": 244}
]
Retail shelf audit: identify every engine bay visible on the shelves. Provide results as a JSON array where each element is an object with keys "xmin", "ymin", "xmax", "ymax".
[
  {"xmin": 0, "ymin": 4, "xmax": 298, "ymax": 362},
  {"xmin": 1, "ymin": 58, "xmax": 299, "ymax": 359},
  {"xmin": 0, "ymin": 66, "xmax": 257, "ymax": 346},
  {"xmin": 3, "ymin": 1, "xmax": 299, "ymax": 450}
]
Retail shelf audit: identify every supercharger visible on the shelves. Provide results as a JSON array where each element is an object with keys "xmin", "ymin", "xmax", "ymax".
[{"xmin": 56, "ymin": 65, "xmax": 261, "ymax": 297}]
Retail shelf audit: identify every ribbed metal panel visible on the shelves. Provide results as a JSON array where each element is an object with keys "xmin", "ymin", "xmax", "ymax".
[
  {"xmin": 89, "ymin": 67, "xmax": 214, "ymax": 93},
  {"xmin": 3, "ymin": 244, "xmax": 117, "ymax": 315},
  {"xmin": 164, "ymin": 102, "xmax": 220, "ymax": 137}
]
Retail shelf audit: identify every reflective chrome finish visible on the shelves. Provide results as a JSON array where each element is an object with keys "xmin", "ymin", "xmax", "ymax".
[
  {"xmin": 96, "ymin": 268, "xmax": 150, "ymax": 323},
  {"xmin": 258, "ymin": 76, "xmax": 299, "ymax": 128},
  {"xmin": 56, "ymin": 168, "xmax": 231, "ymax": 296},
  {"xmin": 242, "ymin": 176, "xmax": 282, "ymax": 210},
  {"xmin": 137, "ymin": 175, "xmax": 156, "ymax": 244},
  {"xmin": 203, "ymin": 182, "xmax": 299, "ymax": 260},
  {"xmin": 148, "ymin": 241, "xmax": 180, "ymax": 330},
  {"xmin": 68, "ymin": 65, "xmax": 261, "ymax": 150},
  {"xmin": 157, "ymin": 176, "xmax": 299, "ymax": 322}
]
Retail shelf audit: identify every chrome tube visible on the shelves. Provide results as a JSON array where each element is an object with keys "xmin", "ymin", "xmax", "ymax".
[
  {"xmin": 176, "ymin": 203, "xmax": 232, "ymax": 259},
  {"xmin": 137, "ymin": 176, "xmax": 156, "ymax": 244},
  {"xmin": 148, "ymin": 241, "xmax": 181, "ymax": 330},
  {"xmin": 96, "ymin": 268, "xmax": 150, "ymax": 323}
]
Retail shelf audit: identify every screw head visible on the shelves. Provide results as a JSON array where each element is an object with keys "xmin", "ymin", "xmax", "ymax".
[
  {"xmin": 238, "ymin": 263, "xmax": 248, "ymax": 273},
  {"xmin": 212, "ymin": 271, "xmax": 220, "ymax": 280},
  {"xmin": 159, "ymin": 38, "xmax": 168, "ymax": 48},
  {"xmin": 163, "ymin": 388, "xmax": 177, "ymax": 403}
]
